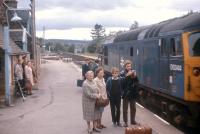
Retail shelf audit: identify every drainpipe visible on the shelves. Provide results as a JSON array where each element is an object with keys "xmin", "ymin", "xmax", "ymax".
[
  {"xmin": 3, "ymin": 26, "xmax": 11, "ymax": 106},
  {"xmin": 22, "ymin": 26, "xmax": 27, "ymax": 51}
]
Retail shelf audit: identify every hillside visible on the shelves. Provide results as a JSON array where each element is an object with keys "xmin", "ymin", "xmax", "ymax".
[{"xmin": 45, "ymin": 39, "xmax": 91, "ymax": 46}]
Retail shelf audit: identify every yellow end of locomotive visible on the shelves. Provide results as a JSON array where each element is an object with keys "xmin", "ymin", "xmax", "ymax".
[{"xmin": 183, "ymin": 31, "xmax": 200, "ymax": 102}]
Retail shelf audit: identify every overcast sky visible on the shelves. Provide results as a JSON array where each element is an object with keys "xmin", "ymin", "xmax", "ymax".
[{"xmin": 17, "ymin": 0, "xmax": 200, "ymax": 40}]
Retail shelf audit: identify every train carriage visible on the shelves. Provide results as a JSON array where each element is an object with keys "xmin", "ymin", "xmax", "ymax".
[{"xmin": 102, "ymin": 13, "xmax": 200, "ymax": 131}]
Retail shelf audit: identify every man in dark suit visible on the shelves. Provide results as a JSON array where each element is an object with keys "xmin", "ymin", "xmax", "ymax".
[{"xmin": 82, "ymin": 58, "xmax": 90, "ymax": 79}]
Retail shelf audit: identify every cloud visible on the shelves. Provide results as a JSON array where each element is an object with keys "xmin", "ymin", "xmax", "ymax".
[
  {"xmin": 36, "ymin": 27, "xmax": 129, "ymax": 40},
  {"xmin": 17, "ymin": 0, "xmax": 200, "ymax": 40},
  {"xmin": 35, "ymin": 0, "xmax": 132, "ymax": 11},
  {"xmin": 36, "ymin": 7, "xmax": 134, "ymax": 30},
  {"xmin": 168, "ymin": 0, "xmax": 200, "ymax": 11},
  {"xmin": 36, "ymin": 5, "xmax": 185, "ymax": 31},
  {"xmin": 34, "ymin": 0, "xmax": 200, "ymax": 12}
]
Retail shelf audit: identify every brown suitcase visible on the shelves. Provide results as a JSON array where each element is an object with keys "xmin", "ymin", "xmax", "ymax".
[{"xmin": 125, "ymin": 125, "xmax": 152, "ymax": 134}]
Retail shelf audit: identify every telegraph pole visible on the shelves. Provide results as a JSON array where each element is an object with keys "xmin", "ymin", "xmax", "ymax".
[
  {"xmin": 30, "ymin": 0, "xmax": 36, "ymax": 60},
  {"xmin": 30, "ymin": 0, "xmax": 37, "ymax": 75}
]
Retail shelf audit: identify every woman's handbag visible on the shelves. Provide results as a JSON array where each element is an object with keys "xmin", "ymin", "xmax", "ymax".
[{"xmin": 95, "ymin": 97, "xmax": 109, "ymax": 108}]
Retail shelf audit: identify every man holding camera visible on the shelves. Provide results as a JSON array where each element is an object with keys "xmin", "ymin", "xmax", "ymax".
[{"xmin": 120, "ymin": 60, "xmax": 139, "ymax": 127}]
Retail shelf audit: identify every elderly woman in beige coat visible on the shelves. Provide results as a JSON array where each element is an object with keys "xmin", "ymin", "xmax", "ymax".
[
  {"xmin": 94, "ymin": 67, "xmax": 108, "ymax": 129},
  {"xmin": 82, "ymin": 71, "xmax": 101, "ymax": 134}
]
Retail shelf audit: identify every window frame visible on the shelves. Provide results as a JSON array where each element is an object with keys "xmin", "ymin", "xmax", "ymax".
[
  {"xmin": 189, "ymin": 32, "xmax": 200, "ymax": 57},
  {"xmin": 169, "ymin": 36, "xmax": 183, "ymax": 57},
  {"xmin": 160, "ymin": 38, "xmax": 168, "ymax": 57},
  {"xmin": 103, "ymin": 46, "xmax": 108, "ymax": 65}
]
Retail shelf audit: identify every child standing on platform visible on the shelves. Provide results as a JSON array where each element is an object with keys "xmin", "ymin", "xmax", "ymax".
[{"xmin": 106, "ymin": 67, "xmax": 123, "ymax": 127}]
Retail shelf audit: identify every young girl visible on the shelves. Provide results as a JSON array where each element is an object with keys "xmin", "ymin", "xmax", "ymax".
[{"xmin": 106, "ymin": 67, "xmax": 123, "ymax": 127}]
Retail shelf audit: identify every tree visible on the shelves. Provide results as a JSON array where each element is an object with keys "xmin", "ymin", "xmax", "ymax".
[
  {"xmin": 87, "ymin": 43, "xmax": 97, "ymax": 53},
  {"xmin": 45, "ymin": 42, "xmax": 53, "ymax": 51},
  {"xmin": 68, "ymin": 44, "xmax": 75, "ymax": 53},
  {"xmin": 130, "ymin": 21, "xmax": 139, "ymax": 30},
  {"xmin": 89, "ymin": 24, "xmax": 106, "ymax": 53},
  {"xmin": 91, "ymin": 24, "xmax": 106, "ymax": 40},
  {"xmin": 54, "ymin": 43, "xmax": 65, "ymax": 52}
]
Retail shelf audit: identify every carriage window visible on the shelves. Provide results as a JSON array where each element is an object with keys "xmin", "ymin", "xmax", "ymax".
[
  {"xmin": 170, "ymin": 37, "xmax": 183, "ymax": 56},
  {"xmin": 104, "ymin": 46, "xmax": 108, "ymax": 56},
  {"xmin": 161, "ymin": 38, "xmax": 168, "ymax": 57},
  {"xmin": 189, "ymin": 32, "xmax": 200, "ymax": 56},
  {"xmin": 130, "ymin": 47, "xmax": 133, "ymax": 56},
  {"xmin": 103, "ymin": 46, "xmax": 108, "ymax": 65}
]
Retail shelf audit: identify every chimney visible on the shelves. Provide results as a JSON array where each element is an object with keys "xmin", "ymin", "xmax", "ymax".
[{"xmin": 4, "ymin": 0, "xmax": 18, "ymax": 8}]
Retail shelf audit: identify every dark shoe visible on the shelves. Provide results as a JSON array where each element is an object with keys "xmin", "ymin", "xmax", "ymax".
[
  {"xmin": 93, "ymin": 128, "xmax": 101, "ymax": 133},
  {"xmin": 123, "ymin": 123, "xmax": 128, "ymax": 127},
  {"xmin": 100, "ymin": 124, "xmax": 106, "ymax": 128},
  {"xmin": 131, "ymin": 121, "xmax": 137, "ymax": 125},
  {"xmin": 96, "ymin": 125, "xmax": 103, "ymax": 129},
  {"xmin": 117, "ymin": 122, "xmax": 122, "ymax": 127}
]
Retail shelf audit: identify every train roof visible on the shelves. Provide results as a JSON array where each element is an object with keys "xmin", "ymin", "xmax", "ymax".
[{"xmin": 114, "ymin": 12, "xmax": 200, "ymax": 42}]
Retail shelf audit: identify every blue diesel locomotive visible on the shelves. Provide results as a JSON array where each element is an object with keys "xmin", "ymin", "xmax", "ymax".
[{"xmin": 101, "ymin": 13, "xmax": 200, "ymax": 130}]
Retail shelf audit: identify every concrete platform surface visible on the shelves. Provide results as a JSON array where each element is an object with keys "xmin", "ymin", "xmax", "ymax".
[{"xmin": 0, "ymin": 60, "xmax": 183, "ymax": 134}]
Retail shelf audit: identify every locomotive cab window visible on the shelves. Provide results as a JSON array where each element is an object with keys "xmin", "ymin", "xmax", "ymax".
[
  {"xmin": 189, "ymin": 32, "xmax": 200, "ymax": 56},
  {"xmin": 169, "ymin": 37, "xmax": 183, "ymax": 56},
  {"xmin": 160, "ymin": 38, "xmax": 168, "ymax": 57},
  {"xmin": 103, "ymin": 46, "xmax": 108, "ymax": 65}
]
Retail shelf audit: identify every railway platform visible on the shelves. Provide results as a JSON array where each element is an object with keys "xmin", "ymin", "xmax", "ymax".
[{"xmin": 0, "ymin": 60, "xmax": 183, "ymax": 134}]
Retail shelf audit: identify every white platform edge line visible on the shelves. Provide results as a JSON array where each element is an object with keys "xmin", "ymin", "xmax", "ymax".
[
  {"xmin": 154, "ymin": 114, "xmax": 170, "ymax": 125},
  {"xmin": 136, "ymin": 102, "xmax": 144, "ymax": 109}
]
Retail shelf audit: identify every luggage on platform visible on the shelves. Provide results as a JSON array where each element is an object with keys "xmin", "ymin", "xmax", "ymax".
[
  {"xmin": 77, "ymin": 79, "xmax": 83, "ymax": 87},
  {"xmin": 125, "ymin": 125, "xmax": 152, "ymax": 134}
]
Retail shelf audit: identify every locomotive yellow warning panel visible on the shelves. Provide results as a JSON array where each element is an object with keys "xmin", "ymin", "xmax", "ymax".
[{"xmin": 183, "ymin": 31, "xmax": 200, "ymax": 102}]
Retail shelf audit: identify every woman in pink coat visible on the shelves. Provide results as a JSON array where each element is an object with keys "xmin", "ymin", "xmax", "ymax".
[{"xmin": 25, "ymin": 61, "xmax": 34, "ymax": 95}]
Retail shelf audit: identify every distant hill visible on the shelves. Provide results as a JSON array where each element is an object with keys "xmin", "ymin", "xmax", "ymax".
[{"xmin": 45, "ymin": 39, "xmax": 91, "ymax": 46}]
